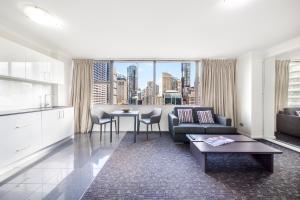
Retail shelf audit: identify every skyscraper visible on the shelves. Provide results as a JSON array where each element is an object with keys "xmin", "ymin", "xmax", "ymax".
[
  {"xmin": 92, "ymin": 61, "xmax": 110, "ymax": 104},
  {"xmin": 181, "ymin": 63, "xmax": 191, "ymax": 87},
  {"xmin": 162, "ymin": 72, "xmax": 178, "ymax": 93},
  {"xmin": 288, "ymin": 63, "xmax": 300, "ymax": 106},
  {"xmin": 127, "ymin": 65, "xmax": 138, "ymax": 104},
  {"xmin": 116, "ymin": 74, "xmax": 128, "ymax": 104}
]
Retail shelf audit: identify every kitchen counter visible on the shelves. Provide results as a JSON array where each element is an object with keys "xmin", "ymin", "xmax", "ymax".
[{"xmin": 0, "ymin": 106, "xmax": 73, "ymax": 116}]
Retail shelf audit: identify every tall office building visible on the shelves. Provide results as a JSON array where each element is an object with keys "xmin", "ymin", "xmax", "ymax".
[
  {"xmin": 181, "ymin": 63, "xmax": 191, "ymax": 87},
  {"xmin": 143, "ymin": 81, "xmax": 159, "ymax": 104},
  {"xmin": 116, "ymin": 74, "xmax": 128, "ymax": 104},
  {"xmin": 92, "ymin": 61, "xmax": 110, "ymax": 104},
  {"xmin": 162, "ymin": 72, "xmax": 178, "ymax": 93},
  {"xmin": 127, "ymin": 65, "xmax": 138, "ymax": 104},
  {"xmin": 288, "ymin": 63, "xmax": 300, "ymax": 106}
]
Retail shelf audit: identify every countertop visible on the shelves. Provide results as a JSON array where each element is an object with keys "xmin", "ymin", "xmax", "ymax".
[{"xmin": 0, "ymin": 106, "xmax": 73, "ymax": 116}]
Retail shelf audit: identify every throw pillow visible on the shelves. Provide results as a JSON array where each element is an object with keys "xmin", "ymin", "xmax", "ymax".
[
  {"xmin": 177, "ymin": 109, "xmax": 194, "ymax": 123},
  {"xmin": 296, "ymin": 111, "xmax": 300, "ymax": 117},
  {"xmin": 197, "ymin": 110, "xmax": 215, "ymax": 124}
]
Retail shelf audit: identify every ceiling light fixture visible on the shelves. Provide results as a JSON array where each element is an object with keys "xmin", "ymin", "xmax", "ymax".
[
  {"xmin": 222, "ymin": 0, "xmax": 252, "ymax": 9},
  {"xmin": 23, "ymin": 5, "xmax": 63, "ymax": 28}
]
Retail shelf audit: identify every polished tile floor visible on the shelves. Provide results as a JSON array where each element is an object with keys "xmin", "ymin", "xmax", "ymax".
[{"xmin": 0, "ymin": 131, "xmax": 125, "ymax": 200}]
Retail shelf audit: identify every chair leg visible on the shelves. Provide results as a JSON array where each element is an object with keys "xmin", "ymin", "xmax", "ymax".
[
  {"xmin": 146, "ymin": 124, "xmax": 149, "ymax": 140},
  {"xmin": 104, "ymin": 124, "xmax": 106, "ymax": 133},
  {"xmin": 158, "ymin": 123, "xmax": 161, "ymax": 136},
  {"xmin": 90, "ymin": 123, "xmax": 94, "ymax": 137},
  {"xmin": 137, "ymin": 120, "xmax": 140, "ymax": 135},
  {"xmin": 114, "ymin": 121, "xmax": 117, "ymax": 134},
  {"xmin": 151, "ymin": 124, "xmax": 153, "ymax": 134},
  {"xmin": 100, "ymin": 124, "xmax": 102, "ymax": 139}
]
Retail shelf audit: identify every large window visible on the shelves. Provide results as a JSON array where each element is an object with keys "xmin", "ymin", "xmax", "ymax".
[
  {"xmin": 288, "ymin": 62, "xmax": 300, "ymax": 107},
  {"xmin": 92, "ymin": 60, "xmax": 197, "ymax": 105}
]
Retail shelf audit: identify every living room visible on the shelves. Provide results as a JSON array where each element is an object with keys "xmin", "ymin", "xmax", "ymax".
[{"xmin": 0, "ymin": 0, "xmax": 299, "ymax": 199}]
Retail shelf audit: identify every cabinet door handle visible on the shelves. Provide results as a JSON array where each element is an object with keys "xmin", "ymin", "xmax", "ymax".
[
  {"xmin": 16, "ymin": 145, "xmax": 30, "ymax": 152},
  {"xmin": 15, "ymin": 124, "xmax": 30, "ymax": 129},
  {"xmin": 58, "ymin": 111, "xmax": 61, "ymax": 119}
]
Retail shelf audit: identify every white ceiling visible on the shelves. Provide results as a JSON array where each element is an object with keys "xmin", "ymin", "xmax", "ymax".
[{"xmin": 0, "ymin": 0, "xmax": 300, "ymax": 59}]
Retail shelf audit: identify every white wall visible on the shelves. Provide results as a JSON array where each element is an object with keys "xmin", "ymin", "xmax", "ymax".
[{"xmin": 236, "ymin": 52, "xmax": 264, "ymax": 138}]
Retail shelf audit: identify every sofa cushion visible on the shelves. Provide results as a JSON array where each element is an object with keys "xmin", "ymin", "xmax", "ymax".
[
  {"xmin": 283, "ymin": 107, "xmax": 300, "ymax": 115},
  {"xmin": 193, "ymin": 107, "xmax": 214, "ymax": 123},
  {"xmin": 173, "ymin": 106, "xmax": 215, "ymax": 122},
  {"xmin": 173, "ymin": 123, "xmax": 205, "ymax": 134},
  {"xmin": 205, "ymin": 125, "xmax": 237, "ymax": 134},
  {"xmin": 197, "ymin": 110, "xmax": 215, "ymax": 124},
  {"xmin": 177, "ymin": 109, "xmax": 194, "ymax": 123}
]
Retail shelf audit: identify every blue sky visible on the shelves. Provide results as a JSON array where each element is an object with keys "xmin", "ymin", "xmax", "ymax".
[{"xmin": 114, "ymin": 61, "xmax": 195, "ymax": 94}]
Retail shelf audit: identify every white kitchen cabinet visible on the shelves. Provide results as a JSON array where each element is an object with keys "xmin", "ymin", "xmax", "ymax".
[
  {"xmin": 0, "ymin": 37, "xmax": 26, "ymax": 78},
  {"xmin": 0, "ymin": 112, "xmax": 42, "ymax": 169},
  {"xmin": 41, "ymin": 107, "xmax": 74, "ymax": 147},
  {"xmin": 0, "ymin": 107, "xmax": 74, "ymax": 175},
  {"xmin": 0, "ymin": 36, "xmax": 64, "ymax": 84}
]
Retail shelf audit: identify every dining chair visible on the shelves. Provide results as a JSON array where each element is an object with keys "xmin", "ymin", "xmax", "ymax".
[
  {"xmin": 90, "ymin": 108, "xmax": 117, "ymax": 137},
  {"xmin": 138, "ymin": 108, "xmax": 162, "ymax": 140}
]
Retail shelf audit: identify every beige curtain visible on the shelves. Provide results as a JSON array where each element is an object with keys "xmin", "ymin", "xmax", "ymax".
[
  {"xmin": 71, "ymin": 59, "xmax": 93, "ymax": 133},
  {"xmin": 200, "ymin": 59, "xmax": 237, "ymax": 126},
  {"xmin": 275, "ymin": 60, "xmax": 290, "ymax": 114}
]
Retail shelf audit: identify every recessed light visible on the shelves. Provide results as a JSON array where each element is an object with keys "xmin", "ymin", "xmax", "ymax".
[{"xmin": 23, "ymin": 5, "xmax": 63, "ymax": 28}]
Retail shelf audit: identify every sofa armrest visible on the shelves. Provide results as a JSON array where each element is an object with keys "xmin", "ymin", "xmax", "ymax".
[
  {"xmin": 215, "ymin": 115, "xmax": 232, "ymax": 126},
  {"xmin": 168, "ymin": 113, "xmax": 179, "ymax": 126}
]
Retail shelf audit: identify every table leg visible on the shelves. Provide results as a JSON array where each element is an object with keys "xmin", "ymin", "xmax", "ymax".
[
  {"xmin": 190, "ymin": 142, "xmax": 207, "ymax": 172},
  {"xmin": 134, "ymin": 115, "xmax": 137, "ymax": 143},
  {"xmin": 252, "ymin": 154, "xmax": 274, "ymax": 172},
  {"xmin": 110, "ymin": 116, "xmax": 112, "ymax": 143},
  {"xmin": 117, "ymin": 116, "xmax": 120, "ymax": 134}
]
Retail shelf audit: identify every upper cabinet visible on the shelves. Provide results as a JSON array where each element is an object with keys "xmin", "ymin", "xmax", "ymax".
[{"xmin": 0, "ymin": 36, "xmax": 64, "ymax": 84}]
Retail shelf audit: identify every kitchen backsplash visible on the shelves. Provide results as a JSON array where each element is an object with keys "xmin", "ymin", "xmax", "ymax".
[{"xmin": 0, "ymin": 79, "xmax": 52, "ymax": 111}]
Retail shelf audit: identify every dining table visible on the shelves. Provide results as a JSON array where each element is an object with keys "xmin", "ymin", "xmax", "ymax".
[{"xmin": 109, "ymin": 110, "xmax": 140, "ymax": 143}]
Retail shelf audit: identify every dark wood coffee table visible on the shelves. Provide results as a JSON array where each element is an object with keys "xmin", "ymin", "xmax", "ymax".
[{"xmin": 187, "ymin": 134, "xmax": 282, "ymax": 173}]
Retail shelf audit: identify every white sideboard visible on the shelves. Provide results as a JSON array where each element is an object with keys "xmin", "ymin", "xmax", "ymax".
[
  {"xmin": 0, "ymin": 107, "xmax": 74, "ymax": 175},
  {"xmin": 0, "ymin": 36, "xmax": 64, "ymax": 84}
]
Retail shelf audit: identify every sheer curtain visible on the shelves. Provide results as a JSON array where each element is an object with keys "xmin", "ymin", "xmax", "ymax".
[
  {"xmin": 71, "ymin": 59, "xmax": 93, "ymax": 133},
  {"xmin": 275, "ymin": 60, "xmax": 290, "ymax": 114},
  {"xmin": 200, "ymin": 59, "xmax": 237, "ymax": 126}
]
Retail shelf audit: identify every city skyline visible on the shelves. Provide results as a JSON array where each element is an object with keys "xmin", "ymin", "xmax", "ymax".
[{"xmin": 114, "ymin": 61, "xmax": 195, "ymax": 95}]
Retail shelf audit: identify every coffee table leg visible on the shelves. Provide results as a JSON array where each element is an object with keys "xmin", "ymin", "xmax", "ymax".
[
  {"xmin": 252, "ymin": 154, "xmax": 274, "ymax": 172},
  {"xmin": 190, "ymin": 142, "xmax": 207, "ymax": 172}
]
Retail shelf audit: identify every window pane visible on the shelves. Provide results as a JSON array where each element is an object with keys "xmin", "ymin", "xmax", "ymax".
[
  {"xmin": 156, "ymin": 61, "xmax": 195, "ymax": 105},
  {"xmin": 288, "ymin": 63, "xmax": 300, "ymax": 107},
  {"xmin": 113, "ymin": 61, "xmax": 154, "ymax": 105}
]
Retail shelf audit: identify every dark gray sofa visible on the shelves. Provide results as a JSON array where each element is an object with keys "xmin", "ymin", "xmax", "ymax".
[
  {"xmin": 168, "ymin": 106, "xmax": 236, "ymax": 142},
  {"xmin": 277, "ymin": 107, "xmax": 300, "ymax": 138}
]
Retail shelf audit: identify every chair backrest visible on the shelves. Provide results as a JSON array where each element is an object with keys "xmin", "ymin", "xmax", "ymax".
[
  {"xmin": 151, "ymin": 108, "xmax": 162, "ymax": 123},
  {"xmin": 90, "ymin": 108, "xmax": 105, "ymax": 124}
]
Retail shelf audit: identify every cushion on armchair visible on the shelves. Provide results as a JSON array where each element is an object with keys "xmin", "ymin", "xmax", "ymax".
[
  {"xmin": 177, "ymin": 109, "xmax": 194, "ymax": 123},
  {"xmin": 197, "ymin": 110, "xmax": 215, "ymax": 124}
]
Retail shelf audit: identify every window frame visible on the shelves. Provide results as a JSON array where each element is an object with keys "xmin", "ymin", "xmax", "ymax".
[{"xmin": 92, "ymin": 60, "xmax": 200, "ymax": 105}]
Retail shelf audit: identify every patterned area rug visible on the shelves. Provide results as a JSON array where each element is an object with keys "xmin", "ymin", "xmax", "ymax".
[{"xmin": 81, "ymin": 132, "xmax": 300, "ymax": 200}]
